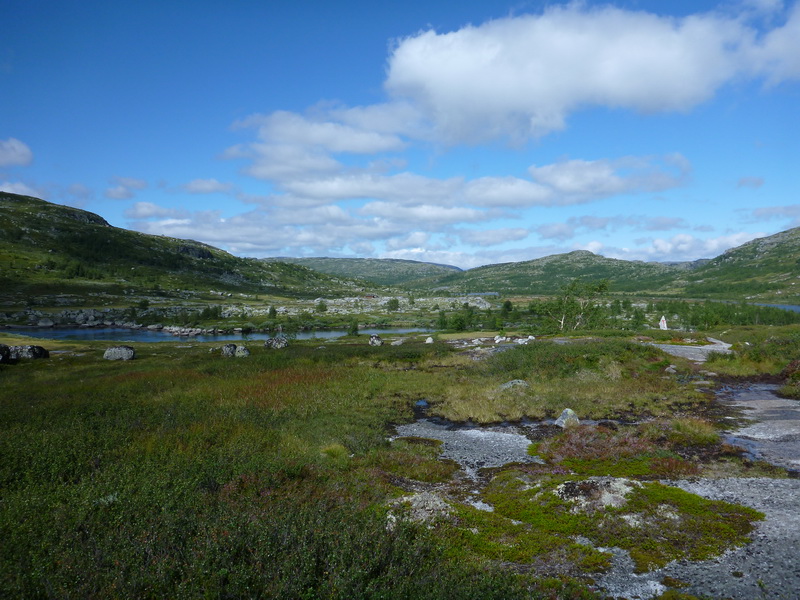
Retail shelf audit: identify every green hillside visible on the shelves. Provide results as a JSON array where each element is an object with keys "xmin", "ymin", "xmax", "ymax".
[
  {"xmin": 407, "ymin": 250, "xmax": 686, "ymax": 296},
  {"xmin": 0, "ymin": 193, "xmax": 359, "ymax": 307},
  {"xmin": 271, "ymin": 256, "xmax": 461, "ymax": 286}
]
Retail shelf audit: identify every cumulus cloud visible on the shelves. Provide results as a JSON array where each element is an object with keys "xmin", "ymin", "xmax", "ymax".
[
  {"xmin": 360, "ymin": 201, "xmax": 486, "ymax": 225},
  {"xmin": 385, "ymin": 231, "xmax": 431, "ymax": 251},
  {"xmin": 0, "ymin": 138, "xmax": 33, "ymax": 167},
  {"xmin": 105, "ymin": 176, "xmax": 147, "ymax": 200},
  {"xmin": 384, "ymin": 3, "xmax": 800, "ymax": 143},
  {"xmin": 182, "ymin": 178, "xmax": 235, "ymax": 194},
  {"xmin": 592, "ymin": 231, "xmax": 766, "ymax": 262},
  {"xmin": 282, "ymin": 172, "xmax": 462, "ymax": 203}
]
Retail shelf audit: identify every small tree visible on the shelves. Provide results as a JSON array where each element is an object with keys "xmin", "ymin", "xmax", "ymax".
[{"xmin": 386, "ymin": 298, "xmax": 400, "ymax": 311}]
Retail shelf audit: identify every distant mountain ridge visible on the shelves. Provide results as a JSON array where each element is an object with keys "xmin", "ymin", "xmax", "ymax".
[
  {"xmin": 2, "ymin": 192, "xmax": 799, "ymax": 304},
  {"xmin": 271, "ymin": 256, "xmax": 461, "ymax": 286}
]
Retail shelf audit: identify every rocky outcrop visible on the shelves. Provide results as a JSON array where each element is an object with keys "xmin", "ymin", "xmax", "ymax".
[
  {"xmin": 221, "ymin": 344, "xmax": 249, "ymax": 357},
  {"xmin": 103, "ymin": 346, "xmax": 136, "ymax": 360}
]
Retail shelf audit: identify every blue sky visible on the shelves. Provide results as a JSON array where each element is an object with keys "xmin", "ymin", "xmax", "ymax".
[{"xmin": 2, "ymin": 0, "xmax": 799, "ymax": 269}]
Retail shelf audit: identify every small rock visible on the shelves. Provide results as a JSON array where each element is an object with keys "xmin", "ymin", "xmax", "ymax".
[
  {"xmin": 499, "ymin": 379, "xmax": 529, "ymax": 390},
  {"xmin": 234, "ymin": 346, "xmax": 250, "ymax": 358},
  {"xmin": 425, "ymin": 337, "xmax": 434, "ymax": 344},
  {"xmin": 555, "ymin": 408, "xmax": 580, "ymax": 428},
  {"xmin": 221, "ymin": 344, "xmax": 237, "ymax": 357},
  {"xmin": 103, "ymin": 345, "xmax": 135, "ymax": 361},
  {"xmin": 665, "ymin": 365, "xmax": 678, "ymax": 374},
  {"xmin": 369, "ymin": 334, "xmax": 384, "ymax": 346},
  {"xmin": 391, "ymin": 339, "xmax": 404, "ymax": 346},
  {"xmin": 37, "ymin": 318, "xmax": 55, "ymax": 328}
]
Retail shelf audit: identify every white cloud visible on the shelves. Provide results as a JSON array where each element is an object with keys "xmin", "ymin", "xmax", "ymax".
[
  {"xmin": 0, "ymin": 138, "xmax": 33, "ymax": 167},
  {"xmin": 596, "ymin": 231, "xmax": 766, "ymax": 262},
  {"xmin": 464, "ymin": 176, "xmax": 554, "ymax": 207},
  {"xmin": 737, "ymin": 175, "xmax": 765, "ymax": 188},
  {"xmin": 385, "ymin": 231, "xmax": 431, "ymax": 251},
  {"xmin": 182, "ymin": 178, "xmax": 235, "ymax": 194},
  {"xmin": 237, "ymin": 110, "xmax": 407, "ymax": 154},
  {"xmin": 105, "ymin": 176, "xmax": 147, "ymax": 200},
  {"xmin": 384, "ymin": 4, "xmax": 800, "ymax": 143},
  {"xmin": 0, "ymin": 181, "xmax": 39, "ymax": 196},
  {"xmin": 282, "ymin": 172, "xmax": 462, "ymax": 203},
  {"xmin": 750, "ymin": 204, "xmax": 800, "ymax": 225},
  {"xmin": 360, "ymin": 201, "xmax": 486, "ymax": 225},
  {"xmin": 458, "ymin": 227, "xmax": 530, "ymax": 246},
  {"xmin": 528, "ymin": 155, "xmax": 690, "ymax": 200},
  {"xmin": 125, "ymin": 202, "xmax": 189, "ymax": 219}
]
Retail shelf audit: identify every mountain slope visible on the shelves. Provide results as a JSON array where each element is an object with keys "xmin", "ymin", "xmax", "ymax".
[
  {"xmin": 686, "ymin": 228, "xmax": 800, "ymax": 302},
  {"xmin": 272, "ymin": 256, "xmax": 461, "ymax": 286},
  {"xmin": 0, "ymin": 193, "xmax": 360, "ymax": 305}
]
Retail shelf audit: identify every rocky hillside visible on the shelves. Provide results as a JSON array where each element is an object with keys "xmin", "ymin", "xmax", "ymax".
[
  {"xmin": 684, "ymin": 228, "xmax": 800, "ymax": 302},
  {"xmin": 271, "ymin": 256, "xmax": 461, "ymax": 286},
  {"xmin": 0, "ymin": 193, "xmax": 361, "ymax": 307}
]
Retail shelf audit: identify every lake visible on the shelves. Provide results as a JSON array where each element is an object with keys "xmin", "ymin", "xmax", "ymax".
[{"xmin": 2, "ymin": 327, "xmax": 432, "ymax": 343}]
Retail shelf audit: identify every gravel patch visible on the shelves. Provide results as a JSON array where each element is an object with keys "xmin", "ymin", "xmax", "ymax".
[
  {"xmin": 393, "ymin": 419, "xmax": 544, "ymax": 479},
  {"xmin": 595, "ymin": 478, "xmax": 800, "ymax": 600}
]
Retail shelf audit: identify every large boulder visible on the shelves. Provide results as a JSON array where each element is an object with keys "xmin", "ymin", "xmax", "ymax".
[
  {"xmin": 265, "ymin": 336, "xmax": 289, "ymax": 349},
  {"xmin": 221, "ymin": 343, "xmax": 237, "ymax": 357},
  {"xmin": 103, "ymin": 345, "xmax": 136, "ymax": 361},
  {"xmin": 0, "ymin": 344, "xmax": 10, "ymax": 363},
  {"xmin": 369, "ymin": 334, "xmax": 384, "ymax": 347},
  {"xmin": 9, "ymin": 345, "xmax": 49, "ymax": 359},
  {"xmin": 234, "ymin": 345, "xmax": 250, "ymax": 358}
]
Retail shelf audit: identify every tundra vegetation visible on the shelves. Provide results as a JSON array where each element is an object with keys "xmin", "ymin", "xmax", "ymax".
[{"xmin": 2, "ymin": 322, "xmax": 798, "ymax": 598}]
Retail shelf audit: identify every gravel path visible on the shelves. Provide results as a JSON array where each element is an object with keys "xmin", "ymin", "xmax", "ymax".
[{"xmin": 649, "ymin": 337, "xmax": 733, "ymax": 362}]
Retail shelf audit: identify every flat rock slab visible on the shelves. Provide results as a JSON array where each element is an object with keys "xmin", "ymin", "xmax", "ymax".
[
  {"xmin": 394, "ymin": 419, "xmax": 543, "ymax": 479},
  {"xmin": 722, "ymin": 383, "xmax": 800, "ymax": 470}
]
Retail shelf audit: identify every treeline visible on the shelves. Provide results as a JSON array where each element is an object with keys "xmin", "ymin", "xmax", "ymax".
[{"xmin": 438, "ymin": 280, "xmax": 800, "ymax": 333}]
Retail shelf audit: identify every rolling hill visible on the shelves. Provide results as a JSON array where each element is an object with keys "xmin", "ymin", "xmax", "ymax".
[{"xmin": 0, "ymin": 192, "xmax": 361, "ymax": 307}]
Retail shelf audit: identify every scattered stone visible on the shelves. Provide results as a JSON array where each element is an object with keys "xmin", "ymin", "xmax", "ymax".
[
  {"xmin": 9, "ymin": 345, "xmax": 49, "ymax": 359},
  {"xmin": 555, "ymin": 408, "xmax": 580, "ymax": 428},
  {"xmin": 390, "ymin": 492, "xmax": 451, "ymax": 525},
  {"xmin": 555, "ymin": 477, "xmax": 642, "ymax": 512},
  {"xmin": 37, "ymin": 318, "xmax": 55, "ymax": 328},
  {"xmin": 221, "ymin": 344, "xmax": 237, "ymax": 357},
  {"xmin": 499, "ymin": 379, "xmax": 529, "ymax": 391},
  {"xmin": 369, "ymin": 334, "xmax": 384, "ymax": 346},
  {"xmin": 234, "ymin": 345, "xmax": 250, "ymax": 358},
  {"xmin": 265, "ymin": 336, "xmax": 289, "ymax": 349},
  {"xmin": 103, "ymin": 345, "xmax": 135, "ymax": 360},
  {"xmin": 390, "ymin": 339, "xmax": 404, "ymax": 346},
  {"xmin": 664, "ymin": 365, "xmax": 678, "ymax": 374},
  {"xmin": 425, "ymin": 337, "xmax": 434, "ymax": 344}
]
